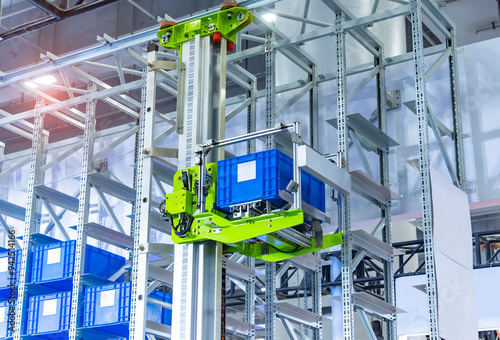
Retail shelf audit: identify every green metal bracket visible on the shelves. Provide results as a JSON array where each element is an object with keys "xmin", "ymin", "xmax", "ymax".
[
  {"xmin": 225, "ymin": 233, "xmax": 344, "ymax": 262},
  {"xmin": 174, "ymin": 209, "xmax": 304, "ymax": 244},
  {"xmin": 164, "ymin": 163, "xmax": 343, "ymax": 261},
  {"xmin": 157, "ymin": 7, "xmax": 253, "ymax": 54},
  {"xmin": 165, "ymin": 190, "xmax": 193, "ymax": 215}
]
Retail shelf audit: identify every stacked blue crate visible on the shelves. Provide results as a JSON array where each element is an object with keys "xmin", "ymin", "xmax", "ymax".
[
  {"xmin": 83, "ymin": 281, "xmax": 172, "ymax": 337},
  {"xmin": 0, "ymin": 300, "xmax": 15, "ymax": 340},
  {"xmin": 26, "ymin": 291, "xmax": 72, "ymax": 338},
  {"xmin": 0, "ymin": 250, "xmax": 21, "ymax": 340},
  {"xmin": 0, "ymin": 250, "xmax": 22, "ymax": 300},
  {"xmin": 31, "ymin": 241, "xmax": 126, "ymax": 289},
  {"xmin": 217, "ymin": 149, "xmax": 326, "ymax": 213}
]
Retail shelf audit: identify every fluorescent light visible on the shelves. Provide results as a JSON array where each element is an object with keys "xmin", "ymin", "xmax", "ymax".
[
  {"xmin": 260, "ymin": 287, "xmax": 266, "ymax": 291},
  {"xmin": 262, "ymin": 13, "xmax": 276, "ymax": 22},
  {"xmin": 34, "ymin": 75, "xmax": 57, "ymax": 85},
  {"xmin": 25, "ymin": 81, "xmax": 39, "ymax": 89}
]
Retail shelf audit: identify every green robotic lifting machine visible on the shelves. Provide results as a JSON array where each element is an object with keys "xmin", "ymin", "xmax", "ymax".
[{"xmin": 157, "ymin": 3, "xmax": 343, "ymax": 262}]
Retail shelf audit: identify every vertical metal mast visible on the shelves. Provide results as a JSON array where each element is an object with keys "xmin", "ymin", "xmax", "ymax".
[
  {"xmin": 377, "ymin": 47, "xmax": 397, "ymax": 339},
  {"xmin": 335, "ymin": 11, "xmax": 354, "ymax": 340},
  {"xmin": 14, "ymin": 98, "xmax": 46, "ymax": 340},
  {"xmin": 309, "ymin": 63, "xmax": 319, "ymax": 151},
  {"xmin": 69, "ymin": 83, "xmax": 97, "ymax": 340},
  {"xmin": 263, "ymin": 31, "xmax": 277, "ymax": 340},
  {"xmin": 171, "ymin": 34, "xmax": 224, "ymax": 340},
  {"xmin": 411, "ymin": 0, "xmax": 439, "ymax": 339},
  {"xmin": 129, "ymin": 45, "xmax": 157, "ymax": 340}
]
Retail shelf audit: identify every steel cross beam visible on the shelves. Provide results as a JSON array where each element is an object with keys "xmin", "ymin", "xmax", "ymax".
[
  {"xmin": 252, "ymin": 12, "xmax": 316, "ymax": 73},
  {"xmin": 0, "ymin": 79, "xmax": 143, "ymax": 126},
  {"xmin": 321, "ymin": 0, "xmax": 383, "ymax": 55},
  {"xmin": 0, "ymin": 0, "xmax": 280, "ymax": 87}
]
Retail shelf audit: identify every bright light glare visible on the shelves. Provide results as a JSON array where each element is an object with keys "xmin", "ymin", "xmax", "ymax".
[
  {"xmin": 25, "ymin": 81, "xmax": 39, "ymax": 89},
  {"xmin": 262, "ymin": 13, "xmax": 276, "ymax": 22},
  {"xmin": 260, "ymin": 287, "xmax": 266, "ymax": 291},
  {"xmin": 34, "ymin": 75, "xmax": 57, "ymax": 85}
]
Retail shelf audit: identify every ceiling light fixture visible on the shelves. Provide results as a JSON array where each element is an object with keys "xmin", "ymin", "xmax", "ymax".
[
  {"xmin": 33, "ymin": 75, "xmax": 57, "ymax": 85},
  {"xmin": 25, "ymin": 81, "xmax": 39, "ymax": 89},
  {"xmin": 262, "ymin": 13, "xmax": 276, "ymax": 22}
]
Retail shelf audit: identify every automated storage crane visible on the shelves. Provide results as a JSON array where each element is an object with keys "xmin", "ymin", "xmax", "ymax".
[{"xmin": 157, "ymin": 2, "xmax": 346, "ymax": 262}]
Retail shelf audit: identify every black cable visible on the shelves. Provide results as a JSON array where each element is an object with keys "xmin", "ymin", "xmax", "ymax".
[
  {"xmin": 169, "ymin": 213, "xmax": 193, "ymax": 238},
  {"xmin": 158, "ymin": 199, "xmax": 165, "ymax": 214},
  {"xmin": 269, "ymin": 244, "xmax": 302, "ymax": 254}
]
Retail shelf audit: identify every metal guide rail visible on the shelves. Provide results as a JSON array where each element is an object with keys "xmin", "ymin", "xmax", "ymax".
[{"xmin": 161, "ymin": 123, "xmax": 344, "ymax": 261}]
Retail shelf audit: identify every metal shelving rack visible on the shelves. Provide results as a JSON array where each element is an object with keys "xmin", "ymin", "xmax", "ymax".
[{"xmin": 0, "ymin": 0, "xmax": 465, "ymax": 339}]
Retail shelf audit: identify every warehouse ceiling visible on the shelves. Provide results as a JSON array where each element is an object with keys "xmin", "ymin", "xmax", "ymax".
[{"xmin": 0, "ymin": 0, "xmax": 499, "ymax": 154}]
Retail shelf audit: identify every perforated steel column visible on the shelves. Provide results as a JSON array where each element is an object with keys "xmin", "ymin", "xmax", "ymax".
[
  {"xmin": 129, "ymin": 45, "xmax": 157, "ymax": 340},
  {"xmin": 309, "ymin": 64, "xmax": 319, "ymax": 151},
  {"xmin": 335, "ymin": 11, "xmax": 354, "ymax": 339},
  {"xmin": 376, "ymin": 48, "xmax": 396, "ymax": 339},
  {"xmin": 69, "ymin": 84, "xmax": 96, "ymax": 340},
  {"xmin": 411, "ymin": 1, "xmax": 439, "ymax": 338},
  {"xmin": 264, "ymin": 30, "xmax": 277, "ymax": 340},
  {"xmin": 14, "ymin": 98, "xmax": 46, "ymax": 340}
]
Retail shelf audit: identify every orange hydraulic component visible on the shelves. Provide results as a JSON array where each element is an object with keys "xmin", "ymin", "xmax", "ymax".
[{"xmin": 221, "ymin": 1, "xmax": 238, "ymax": 10}]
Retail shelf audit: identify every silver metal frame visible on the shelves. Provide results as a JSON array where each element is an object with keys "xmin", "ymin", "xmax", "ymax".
[{"xmin": 0, "ymin": 0, "xmax": 465, "ymax": 339}]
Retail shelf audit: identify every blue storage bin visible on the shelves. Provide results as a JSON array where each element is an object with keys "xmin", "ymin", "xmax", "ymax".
[
  {"xmin": 0, "ymin": 300, "xmax": 15, "ymax": 339},
  {"xmin": 27, "ymin": 291, "xmax": 71, "ymax": 336},
  {"xmin": 31, "ymin": 241, "xmax": 126, "ymax": 286},
  {"xmin": 83, "ymin": 281, "xmax": 172, "ymax": 335},
  {"xmin": 0, "ymin": 250, "xmax": 21, "ymax": 288},
  {"xmin": 217, "ymin": 149, "xmax": 325, "ymax": 213}
]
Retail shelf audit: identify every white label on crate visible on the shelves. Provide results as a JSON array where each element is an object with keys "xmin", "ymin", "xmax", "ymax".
[
  {"xmin": 237, "ymin": 161, "xmax": 256, "ymax": 182},
  {"xmin": 46, "ymin": 248, "xmax": 61, "ymax": 265},
  {"xmin": 100, "ymin": 290, "xmax": 115, "ymax": 308},
  {"xmin": 0, "ymin": 307, "xmax": 5, "ymax": 322},
  {"xmin": 43, "ymin": 299, "xmax": 57, "ymax": 316},
  {"xmin": 0, "ymin": 257, "xmax": 7, "ymax": 272}
]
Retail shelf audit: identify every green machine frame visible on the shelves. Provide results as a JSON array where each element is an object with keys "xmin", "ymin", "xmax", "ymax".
[
  {"xmin": 163, "ymin": 163, "xmax": 342, "ymax": 262},
  {"xmin": 157, "ymin": 6, "xmax": 253, "ymax": 57},
  {"xmin": 158, "ymin": 7, "xmax": 342, "ymax": 262}
]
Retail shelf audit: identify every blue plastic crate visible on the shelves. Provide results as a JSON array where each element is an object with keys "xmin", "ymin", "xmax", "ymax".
[
  {"xmin": 0, "ymin": 250, "xmax": 21, "ymax": 289},
  {"xmin": 217, "ymin": 149, "xmax": 325, "ymax": 213},
  {"xmin": 83, "ymin": 281, "xmax": 172, "ymax": 335},
  {"xmin": 31, "ymin": 241, "xmax": 126, "ymax": 286},
  {"xmin": 27, "ymin": 291, "xmax": 71, "ymax": 336},
  {"xmin": 0, "ymin": 300, "xmax": 16, "ymax": 339}
]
